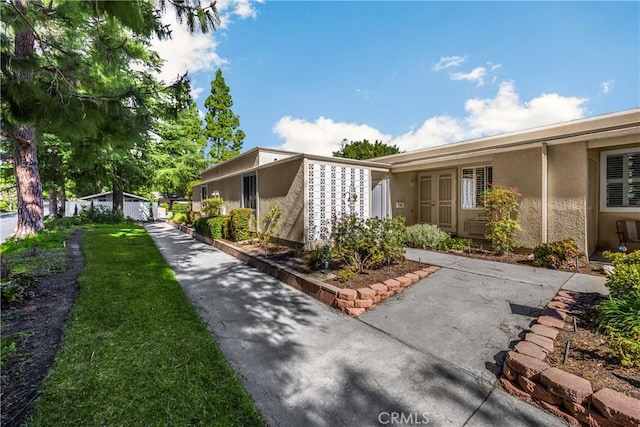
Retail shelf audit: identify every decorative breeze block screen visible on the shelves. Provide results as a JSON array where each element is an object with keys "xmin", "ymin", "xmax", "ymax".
[{"xmin": 307, "ymin": 162, "xmax": 370, "ymax": 242}]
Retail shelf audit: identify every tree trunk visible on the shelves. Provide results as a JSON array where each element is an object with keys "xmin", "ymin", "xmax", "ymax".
[
  {"xmin": 113, "ymin": 186, "xmax": 124, "ymax": 213},
  {"xmin": 49, "ymin": 185, "xmax": 58, "ymax": 218},
  {"xmin": 60, "ymin": 181, "xmax": 67, "ymax": 216},
  {"xmin": 13, "ymin": 0, "xmax": 44, "ymax": 238},
  {"xmin": 13, "ymin": 128, "xmax": 44, "ymax": 237}
]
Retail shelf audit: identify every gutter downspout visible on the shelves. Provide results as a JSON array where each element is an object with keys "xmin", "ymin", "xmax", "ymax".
[{"xmin": 541, "ymin": 143, "xmax": 548, "ymax": 244}]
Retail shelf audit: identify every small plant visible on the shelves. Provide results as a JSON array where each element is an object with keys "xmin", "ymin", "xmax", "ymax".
[
  {"xmin": 1, "ymin": 274, "xmax": 37, "ymax": 306},
  {"xmin": 173, "ymin": 212, "xmax": 188, "ymax": 225},
  {"xmin": 331, "ymin": 215, "xmax": 406, "ymax": 273},
  {"xmin": 307, "ymin": 246, "xmax": 337, "ymax": 270},
  {"xmin": 438, "ymin": 237, "xmax": 472, "ymax": 251},
  {"xmin": 256, "ymin": 203, "xmax": 282, "ymax": 247},
  {"xmin": 482, "ymin": 186, "xmax": 521, "ymax": 254},
  {"xmin": 202, "ymin": 197, "xmax": 224, "ymax": 217},
  {"xmin": 602, "ymin": 250, "xmax": 640, "ymax": 297},
  {"xmin": 533, "ymin": 238, "xmax": 580, "ymax": 269},
  {"xmin": 404, "ymin": 223, "xmax": 450, "ymax": 250},
  {"xmin": 336, "ymin": 268, "xmax": 356, "ymax": 283},
  {"xmin": 597, "ymin": 291, "xmax": 640, "ymax": 367},
  {"xmin": 228, "ymin": 208, "xmax": 254, "ymax": 242}
]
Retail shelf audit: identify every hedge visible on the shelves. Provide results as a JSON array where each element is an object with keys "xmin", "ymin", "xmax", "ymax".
[
  {"xmin": 194, "ymin": 216, "xmax": 229, "ymax": 240},
  {"xmin": 228, "ymin": 208, "xmax": 254, "ymax": 242}
]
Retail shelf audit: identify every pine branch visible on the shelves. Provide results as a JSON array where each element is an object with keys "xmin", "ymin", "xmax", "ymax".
[{"xmin": 0, "ymin": 128, "xmax": 32, "ymax": 147}]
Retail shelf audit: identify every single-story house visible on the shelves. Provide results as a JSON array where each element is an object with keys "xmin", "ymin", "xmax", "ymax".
[
  {"xmin": 193, "ymin": 108, "xmax": 640, "ymax": 256},
  {"xmin": 192, "ymin": 147, "xmax": 391, "ymax": 248},
  {"xmin": 66, "ymin": 191, "xmax": 158, "ymax": 221}
]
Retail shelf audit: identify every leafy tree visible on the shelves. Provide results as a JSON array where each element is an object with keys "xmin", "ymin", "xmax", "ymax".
[
  {"xmin": 332, "ymin": 139, "xmax": 402, "ymax": 160},
  {"xmin": 151, "ymin": 97, "xmax": 206, "ymax": 207},
  {"xmin": 204, "ymin": 69, "xmax": 245, "ymax": 164},
  {"xmin": 0, "ymin": 0, "xmax": 218, "ymax": 238}
]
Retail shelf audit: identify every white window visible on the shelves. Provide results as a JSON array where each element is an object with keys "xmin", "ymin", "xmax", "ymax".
[
  {"xmin": 601, "ymin": 147, "xmax": 640, "ymax": 212},
  {"xmin": 461, "ymin": 166, "xmax": 493, "ymax": 209}
]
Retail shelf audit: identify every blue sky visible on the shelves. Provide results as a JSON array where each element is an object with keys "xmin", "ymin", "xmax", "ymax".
[{"xmin": 153, "ymin": 1, "xmax": 640, "ymax": 156}]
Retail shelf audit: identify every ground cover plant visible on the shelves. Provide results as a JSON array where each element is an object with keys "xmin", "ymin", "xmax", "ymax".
[{"xmin": 27, "ymin": 225, "xmax": 263, "ymax": 426}]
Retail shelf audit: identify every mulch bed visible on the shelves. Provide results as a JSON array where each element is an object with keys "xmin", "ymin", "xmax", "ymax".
[
  {"xmin": 232, "ymin": 241, "xmax": 428, "ymax": 289},
  {"xmin": 545, "ymin": 292, "xmax": 640, "ymax": 400},
  {"xmin": 1, "ymin": 230, "xmax": 84, "ymax": 427}
]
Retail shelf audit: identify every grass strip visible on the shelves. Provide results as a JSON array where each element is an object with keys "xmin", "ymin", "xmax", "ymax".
[{"xmin": 29, "ymin": 225, "xmax": 264, "ymax": 426}]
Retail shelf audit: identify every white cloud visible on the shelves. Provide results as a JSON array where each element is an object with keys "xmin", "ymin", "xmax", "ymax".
[
  {"xmin": 434, "ymin": 55, "xmax": 466, "ymax": 71},
  {"xmin": 191, "ymin": 85, "xmax": 204, "ymax": 100},
  {"xmin": 273, "ymin": 116, "xmax": 391, "ymax": 156},
  {"xmin": 601, "ymin": 79, "xmax": 615, "ymax": 94},
  {"xmin": 272, "ymin": 82, "xmax": 587, "ymax": 156},
  {"xmin": 462, "ymin": 81, "xmax": 587, "ymax": 137},
  {"xmin": 150, "ymin": 1, "xmax": 262, "ymax": 83},
  {"xmin": 151, "ymin": 14, "xmax": 227, "ymax": 84},
  {"xmin": 450, "ymin": 66, "xmax": 488, "ymax": 86}
]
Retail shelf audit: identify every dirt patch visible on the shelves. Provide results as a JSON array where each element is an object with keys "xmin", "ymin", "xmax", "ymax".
[
  {"xmin": 1, "ymin": 229, "xmax": 84, "ymax": 427},
  {"xmin": 435, "ymin": 248, "xmax": 606, "ymax": 277},
  {"xmin": 230, "ymin": 241, "xmax": 429, "ymax": 289},
  {"xmin": 545, "ymin": 292, "xmax": 640, "ymax": 400}
]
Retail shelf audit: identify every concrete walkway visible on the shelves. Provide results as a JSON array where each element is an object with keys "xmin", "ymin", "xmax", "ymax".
[{"xmin": 146, "ymin": 223, "xmax": 573, "ymax": 426}]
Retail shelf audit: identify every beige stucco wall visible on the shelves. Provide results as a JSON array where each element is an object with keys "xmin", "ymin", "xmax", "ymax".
[
  {"xmin": 200, "ymin": 152, "xmax": 259, "ymax": 182},
  {"xmin": 193, "ymin": 176, "xmax": 242, "ymax": 212},
  {"xmin": 491, "ymin": 147, "xmax": 543, "ymax": 249},
  {"xmin": 389, "ymin": 171, "xmax": 417, "ymax": 225},
  {"xmin": 547, "ymin": 143, "xmax": 588, "ymax": 251},
  {"xmin": 257, "ymin": 159, "xmax": 305, "ymax": 244}
]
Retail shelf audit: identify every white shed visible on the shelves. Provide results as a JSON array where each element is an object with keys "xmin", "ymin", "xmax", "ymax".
[{"xmin": 66, "ymin": 191, "xmax": 158, "ymax": 221}]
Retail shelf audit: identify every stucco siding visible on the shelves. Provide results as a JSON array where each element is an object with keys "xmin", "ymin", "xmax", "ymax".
[
  {"xmin": 390, "ymin": 172, "xmax": 417, "ymax": 225},
  {"xmin": 257, "ymin": 159, "xmax": 305, "ymax": 244},
  {"xmin": 547, "ymin": 143, "xmax": 588, "ymax": 251},
  {"xmin": 492, "ymin": 148, "xmax": 542, "ymax": 249},
  {"xmin": 200, "ymin": 152, "xmax": 259, "ymax": 182}
]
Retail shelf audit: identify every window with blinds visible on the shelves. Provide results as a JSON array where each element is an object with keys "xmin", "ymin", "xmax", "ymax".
[
  {"xmin": 462, "ymin": 166, "xmax": 493, "ymax": 209},
  {"xmin": 604, "ymin": 150, "xmax": 640, "ymax": 208}
]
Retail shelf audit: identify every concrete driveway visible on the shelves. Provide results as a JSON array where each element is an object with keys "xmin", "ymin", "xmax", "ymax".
[{"xmin": 146, "ymin": 223, "xmax": 579, "ymax": 426}]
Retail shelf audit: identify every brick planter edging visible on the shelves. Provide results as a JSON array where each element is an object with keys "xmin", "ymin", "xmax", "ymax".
[
  {"xmin": 167, "ymin": 222, "xmax": 439, "ymax": 316},
  {"xmin": 501, "ymin": 290, "xmax": 640, "ymax": 427}
]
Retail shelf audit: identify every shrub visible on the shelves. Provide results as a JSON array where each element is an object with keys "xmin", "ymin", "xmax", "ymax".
[
  {"xmin": 173, "ymin": 213, "xmax": 188, "ymax": 225},
  {"xmin": 202, "ymin": 197, "xmax": 224, "ymax": 217},
  {"xmin": 336, "ymin": 268, "xmax": 356, "ymax": 283},
  {"xmin": 256, "ymin": 203, "xmax": 282, "ymax": 247},
  {"xmin": 331, "ymin": 215, "xmax": 406, "ymax": 273},
  {"xmin": 0, "ymin": 200, "xmax": 10, "ymax": 212},
  {"xmin": 228, "ymin": 208, "xmax": 254, "ymax": 242},
  {"xmin": 307, "ymin": 246, "xmax": 338, "ymax": 270},
  {"xmin": 171, "ymin": 204, "xmax": 189, "ymax": 215},
  {"xmin": 602, "ymin": 250, "xmax": 640, "ymax": 297},
  {"xmin": 194, "ymin": 216, "xmax": 227, "ymax": 239},
  {"xmin": 1, "ymin": 274, "xmax": 37, "ymax": 306},
  {"xmin": 482, "ymin": 186, "xmax": 521, "ymax": 254},
  {"xmin": 533, "ymin": 238, "xmax": 580, "ymax": 269},
  {"xmin": 597, "ymin": 291, "xmax": 640, "ymax": 367},
  {"xmin": 220, "ymin": 215, "xmax": 231, "ymax": 240},
  {"xmin": 79, "ymin": 204, "xmax": 125, "ymax": 224},
  {"xmin": 438, "ymin": 237, "xmax": 472, "ymax": 251},
  {"xmin": 404, "ymin": 223, "xmax": 450, "ymax": 250}
]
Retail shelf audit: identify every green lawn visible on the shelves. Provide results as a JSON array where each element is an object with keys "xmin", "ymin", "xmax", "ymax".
[{"xmin": 29, "ymin": 225, "xmax": 264, "ymax": 426}]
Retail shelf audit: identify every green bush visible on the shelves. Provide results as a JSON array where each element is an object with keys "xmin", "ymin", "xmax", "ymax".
[
  {"xmin": 331, "ymin": 215, "xmax": 406, "ymax": 272},
  {"xmin": 404, "ymin": 223, "xmax": 450, "ymax": 250},
  {"xmin": 256, "ymin": 203, "xmax": 282, "ymax": 247},
  {"xmin": 307, "ymin": 246, "xmax": 338, "ymax": 270},
  {"xmin": 202, "ymin": 197, "xmax": 224, "ymax": 217},
  {"xmin": 171, "ymin": 204, "xmax": 189, "ymax": 215},
  {"xmin": 194, "ymin": 216, "xmax": 228, "ymax": 239},
  {"xmin": 173, "ymin": 213, "xmax": 188, "ymax": 225},
  {"xmin": 602, "ymin": 250, "xmax": 640, "ymax": 297},
  {"xmin": 79, "ymin": 204, "xmax": 125, "ymax": 224},
  {"xmin": 533, "ymin": 238, "xmax": 580, "ymax": 269},
  {"xmin": 228, "ymin": 208, "xmax": 254, "ymax": 242},
  {"xmin": 597, "ymin": 291, "xmax": 640, "ymax": 367},
  {"xmin": 44, "ymin": 216, "xmax": 84, "ymax": 229},
  {"xmin": 1, "ymin": 274, "xmax": 37, "ymax": 306},
  {"xmin": 438, "ymin": 237, "xmax": 472, "ymax": 251},
  {"xmin": 482, "ymin": 186, "xmax": 521, "ymax": 254},
  {"xmin": 0, "ymin": 200, "xmax": 10, "ymax": 212},
  {"xmin": 221, "ymin": 215, "xmax": 231, "ymax": 240}
]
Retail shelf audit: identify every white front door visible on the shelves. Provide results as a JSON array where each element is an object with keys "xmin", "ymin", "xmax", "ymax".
[{"xmin": 418, "ymin": 169, "xmax": 456, "ymax": 233}]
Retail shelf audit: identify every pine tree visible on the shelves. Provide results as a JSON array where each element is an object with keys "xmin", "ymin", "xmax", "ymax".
[
  {"xmin": 0, "ymin": 0, "xmax": 219, "ymax": 237},
  {"xmin": 204, "ymin": 69, "xmax": 245, "ymax": 164}
]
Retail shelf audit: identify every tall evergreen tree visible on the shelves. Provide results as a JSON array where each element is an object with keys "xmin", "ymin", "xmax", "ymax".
[
  {"xmin": 0, "ymin": 0, "xmax": 219, "ymax": 237},
  {"xmin": 333, "ymin": 139, "xmax": 402, "ymax": 160},
  {"xmin": 204, "ymin": 69, "xmax": 245, "ymax": 164}
]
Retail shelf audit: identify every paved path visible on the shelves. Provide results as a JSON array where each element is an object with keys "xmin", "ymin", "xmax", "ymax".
[{"xmin": 146, "ymin": 223, "xmax": 570, "ymax": 427}]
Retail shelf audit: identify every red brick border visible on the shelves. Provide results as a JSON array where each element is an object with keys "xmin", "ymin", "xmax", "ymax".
[
  {"xmin": 501, "ymin": 291, "xmax": 640, "ymax": 427},
  {"xmin": 168, "ymin": 222, "xmax": 439, "ymax": 317}
]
